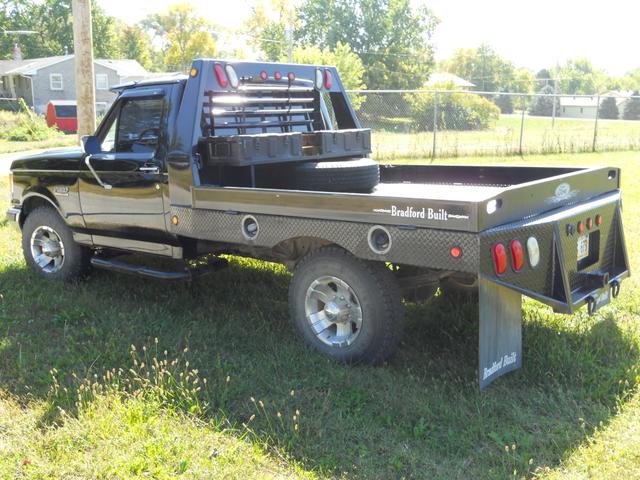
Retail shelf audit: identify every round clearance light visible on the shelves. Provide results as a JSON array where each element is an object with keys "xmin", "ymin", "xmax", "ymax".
[
  {"xmin": 171, "ymin": 215, "xmax": 179, "ymax": 226},
  {"xmin": 242, "ymin": 215, "xmax": 259, "ymax": 240},
  {"xmin": 367, "ymin": 225, "xmax": 392, "ymax": 255},
  {"xmin": 259, "ymin": 70, "xmax": 268, "ymax": 81},
  {"xmin": 596, "ymin": 214, "xmax": 603, "ymax": 226},
  {"xmin": 287, "ymin": 72, "xmax": 295, "ymax": 81},
  {"xmin": 189, "ymin": 67, "xmax": 198, "ymax": 77},
  {"xmin": 526, "ymin": 237, "xmax": 540, "ymax": 268},
  {"xmin": 225, "ymin": 64, "xmax": 239, "ymax": 89},
  {"xmin": 577, "ymin": 221, "xmax": 585, "ymax": 234},
  {"xmin": 315, "ymin": 69, "xmax": 323, "ymax": 89},
  {"xmin": 450, "ymin": 246, "xmax": 462, "ymax": 259},
  {"xmin": 486, "ymin": 198, "xmax": 502, "ymax": 214},
  {"xmin": 274, "ymin": 71, "xmax": 282, "ymax": 80}
]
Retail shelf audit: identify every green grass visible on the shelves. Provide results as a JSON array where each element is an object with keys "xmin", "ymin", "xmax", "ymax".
[
  {"xmin": 1, "ymin": 150, "xmax": 639, "ymax": 478},
  {"xmin": 0, "ymin": 135, "xmax": 77, "ymax": 155},
  {"xmin": 370, "ymin": 115, "xmax": 640, "ymax": 160}
]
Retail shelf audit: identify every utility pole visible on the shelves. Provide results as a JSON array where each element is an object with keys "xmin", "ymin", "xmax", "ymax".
[{"xmin": 72, "ymin": 0, "xmax": 96, "ymax": 139}]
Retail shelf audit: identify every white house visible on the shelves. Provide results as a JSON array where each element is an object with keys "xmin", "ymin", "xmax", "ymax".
[{"xmin": 559, "ymin": 96, "xmax": 599, "ymax": 119}]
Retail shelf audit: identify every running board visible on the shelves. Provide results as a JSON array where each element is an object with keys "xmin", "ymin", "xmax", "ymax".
[{"xmin": 90, "ymin": 256, "xmax": 228, "ymax": 280}]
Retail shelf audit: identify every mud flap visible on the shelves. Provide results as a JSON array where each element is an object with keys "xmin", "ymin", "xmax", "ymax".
[{"xmin": 478, "ymin": 277, "xmax": 522, "ymax": 389}]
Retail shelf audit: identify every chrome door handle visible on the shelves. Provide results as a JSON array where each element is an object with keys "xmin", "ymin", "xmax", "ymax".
[
  {"xmin": 85, "ymin": 156, "xmax": 112, "ymax": 190},
  {"xmin": 139, "ymin": 165, "xmax": 160, "ymax": 174}
]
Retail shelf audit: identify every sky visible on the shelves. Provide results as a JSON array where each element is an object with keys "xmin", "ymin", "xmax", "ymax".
[{"xmin": 98, "ymin": 0, "xmax": 639, "ymax": 76}]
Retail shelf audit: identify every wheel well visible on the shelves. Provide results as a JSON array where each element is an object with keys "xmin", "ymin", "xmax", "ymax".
[
  {"xmin": 20, "ymin": 195, "xmax": 59, "ymax": 228},
  {"xmin": 271, "ymin": 236, "xmax": 337, "ymax": 265}
]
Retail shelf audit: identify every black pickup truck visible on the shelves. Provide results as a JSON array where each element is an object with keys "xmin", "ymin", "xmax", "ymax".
[{"xmin": 6, "ymin": 59, "xmax": 630, "ymax": 388}]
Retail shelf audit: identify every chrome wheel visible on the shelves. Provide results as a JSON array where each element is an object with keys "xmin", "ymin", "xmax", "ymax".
[
  {"xmin": 304, "ymin": 275, "xmax": 363, "ymax": 348},
  {"xmin": 30, "ymin": 225, "xmax": 65, "ymax": 273}
]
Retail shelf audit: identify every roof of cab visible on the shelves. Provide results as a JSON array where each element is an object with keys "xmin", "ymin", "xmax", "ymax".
[{"xmin": 110, "ymin": 73, "xmax": 188, "ymax": 93}]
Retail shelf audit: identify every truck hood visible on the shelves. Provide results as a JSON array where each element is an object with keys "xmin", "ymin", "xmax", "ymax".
[{"xmin": 10, "ymin": 147, "xmax": 84, "ymax": 172}]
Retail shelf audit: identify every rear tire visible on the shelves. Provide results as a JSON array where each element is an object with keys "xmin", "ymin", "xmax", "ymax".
[
  {"xmin": 22, "ymin": 206, "xmax": 90, "ymax": 281},
  {"xmin": 280, "ymin": 157, "xmax": 380, "ymax": 192},
  {"xmin": 289, "ymin": 246, "xmax": 404, "ymax": 365}
]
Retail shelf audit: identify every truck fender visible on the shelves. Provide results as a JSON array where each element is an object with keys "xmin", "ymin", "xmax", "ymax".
[{"xmin": 20, "ymin": 190, "xmax": 63, "ymax": 227}]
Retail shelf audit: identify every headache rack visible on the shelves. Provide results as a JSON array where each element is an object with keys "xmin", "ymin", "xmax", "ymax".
[{"xmin": 198, "ymin": 82, "xmax": 371, "ymax": 167}]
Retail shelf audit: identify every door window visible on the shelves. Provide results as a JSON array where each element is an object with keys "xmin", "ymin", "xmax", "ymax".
[{"xmin": 115, "ymin": 98, "xmax": 164, "ymax": 153}]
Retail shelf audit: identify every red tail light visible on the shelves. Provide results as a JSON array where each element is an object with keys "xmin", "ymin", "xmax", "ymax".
[
  {"xmin": 596, "ymin": 214, "xmax": 603, "ymax": 226},
  {"xmin": 259, "ymin": 70, "xmax": 268, "ymax": 80},
  {"xmin": 287, "ymin": 72, "xmax": 295, "ymax": 81},
  {"xmin": 509, "ymin": 240, "xmax": 524, "ymax": 272},
  {"xmin": 577, "ymin": 221, "xmax": 585, "ymax": 234},
  {"xmin": 492, "ymin": 243, "xmax": 508, "ymax": 275},
  {"xmin": 586, "ymin": 217, "xmax": 593, "ymax": 229},
  {"xmin": 450, "ymin": 246, "xmax": 462, "ymax": 259},
  {"xmin": 214, "ymin": 63, "xmax": 228, "ymax": 88},
  {"xmin": 274, "ymin": 71, "xmax": 282, "ymax": 80},
  {"xmin": 324, "ymin": 69, "xmax": 332, "ymax": 89}
]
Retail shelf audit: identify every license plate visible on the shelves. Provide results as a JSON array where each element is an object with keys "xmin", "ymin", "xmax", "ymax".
[{"xmin": 577, "ymin": 234, "xmax": 589, "ymax": 261}]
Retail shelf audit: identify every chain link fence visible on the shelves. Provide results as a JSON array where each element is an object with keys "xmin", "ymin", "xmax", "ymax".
[{"xmin": 346, "ymin": 90, "xmax": 640, "ymax": 160}]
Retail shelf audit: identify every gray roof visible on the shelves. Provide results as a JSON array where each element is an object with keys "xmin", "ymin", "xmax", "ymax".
[
  {"xmin": 0, "ymin": 55, "xmax": 148, "ymax": 77},
  {"xmin": 559, "ymin": 96, "xmax": 600, "ymax": 108},
  {"xmin": 0, "ymin": 55, "xmax": 72, "ymax": 75},
  {"xmin": 94, "ymin": 59, "xmax": 148, "ymax": 77},
  {"xmin": 426, "ymin": 72, "xmax": 475, "ymax": 88}
]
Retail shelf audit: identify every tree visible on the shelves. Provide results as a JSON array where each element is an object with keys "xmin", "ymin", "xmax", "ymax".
[
  {"xmin": 535, "ymin": 69, "xmax": 553, "ymax": 88},
  {"xmin": 3, "ymin": 0, "xmax": 120, "ymax": 59},
  {"xmin": 285, "ymin": 42, "xmax": 365, "ymax": 91},
  {"xmin": 494, "ymin": 90, "xmax": 514, "ymax": 114},
  {"xmin": 142, "ymin": 3, "xmax": 217, "ymax": 72},
  {"xmin": 529, "ymin": 84, "xmax": 560, "ymax": 117},
  {"xmin": 296, "ymin": 0, "xmax": 439, "ymax": 90},
  {"xmin": 623, "ymin": 91, "xmax": 640, "ymax": 120},
  {"xmin": 444, "ymin": 44, "xmax": 533, "ymax": 93},
  {"xmin": 622, "ymin": 68, "xmax": 640, "ymax": 91},
  {"xmin": 118, "ymin": 25, "xmax": 152, "ymax": 70},
  {"xmin": 245, "ymin": 0, "xmax": 292, "ymax": 62},
  {"xmin": 554, "ymin": 58, "xmax": 606, "ymax": 94},
  {"xmin": 598, "ymin": 96, "xmax": 619, "ymax": 120}
]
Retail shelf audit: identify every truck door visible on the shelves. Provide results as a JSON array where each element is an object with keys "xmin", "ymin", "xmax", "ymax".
[{"xmin": 79, "ymin": 89, "xmax": 169, "ymax": 241}]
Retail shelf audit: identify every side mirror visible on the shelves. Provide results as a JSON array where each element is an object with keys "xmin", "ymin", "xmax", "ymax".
[{"xmin": 81, "ymin": 135, "xmax": 101, "ymax": 155}]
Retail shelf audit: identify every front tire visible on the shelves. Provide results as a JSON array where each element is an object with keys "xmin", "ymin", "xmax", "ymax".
[
  {"xmin": 22, "ymin": 206, "xmax": 90, "ymax": 281},
  {"xmin": 289, "ymin": 246, "xmax": 404, "ymax": 365}
]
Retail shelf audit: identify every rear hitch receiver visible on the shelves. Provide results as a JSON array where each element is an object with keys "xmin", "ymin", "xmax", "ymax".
[{"xmin": 580, "ymin": 270, "xmax": 610, "ymax": 289}]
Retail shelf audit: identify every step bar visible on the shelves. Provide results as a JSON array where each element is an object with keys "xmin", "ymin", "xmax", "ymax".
[{"xmin": 90, "ymin": 256, "xmax": 228, "ymax": 281}]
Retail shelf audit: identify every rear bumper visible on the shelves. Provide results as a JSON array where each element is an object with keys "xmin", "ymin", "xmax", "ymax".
[
  {"xmin": 5, "ymin": 206, "xmax": 21, "ymax": 230},
  {"xmin": 480, "ymin": 191, "xmax": 629, "ymax": 314}
]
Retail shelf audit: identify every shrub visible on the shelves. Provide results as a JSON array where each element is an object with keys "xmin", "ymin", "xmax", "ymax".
[
  {"xmin": 0, "ymin": 109, "xmax": 59, "ymax": 142},
  {"xmin": 529, "ymin": 84, "xmax": 560, "ymax": 117},
  {"xmin": 405, "ymin": 90, "xmax": 500, "ymax": 131},
  {"xmin": 599, "ymin": 96, "xmax": 619, "ymax": 120},
  {"xmin": 623, "ymin": 92, "xmax": 640, "ymax": 120}
]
